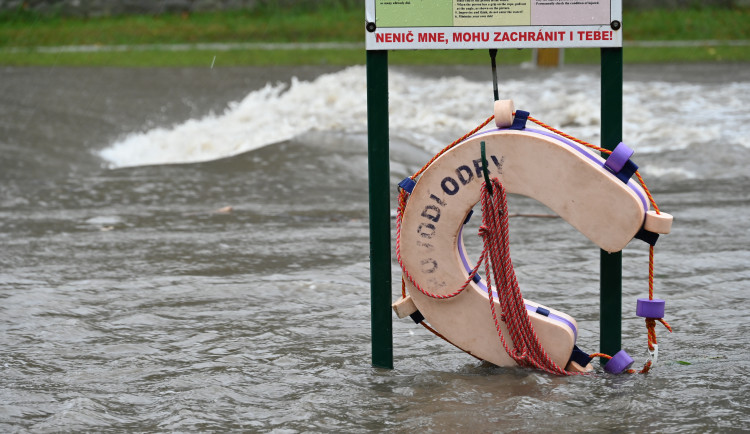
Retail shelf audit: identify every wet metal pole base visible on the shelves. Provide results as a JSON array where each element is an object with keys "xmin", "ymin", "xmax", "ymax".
[
  {"xmin": 367, "ymin": 50, "xmax": 394, "ymax": 369},
  {"xmin": 600, "ymin": 47, "xmax": 624, "ymax": 358}
]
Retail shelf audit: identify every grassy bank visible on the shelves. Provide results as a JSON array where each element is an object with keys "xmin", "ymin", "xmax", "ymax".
[{"xmin": 0, "ymin": 5, "xmax": 748, "ymax": 66}]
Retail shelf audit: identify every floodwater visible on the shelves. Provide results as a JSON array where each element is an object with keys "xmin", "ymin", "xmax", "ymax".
[{"xmin": 1, "ymin": 63, "xmax": 749, "ymax": 432}]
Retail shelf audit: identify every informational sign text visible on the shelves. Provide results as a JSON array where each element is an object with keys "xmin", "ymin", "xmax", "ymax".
[{"xmin": 365, "ymin": 0, "xmax": 622, "ymax": 50}]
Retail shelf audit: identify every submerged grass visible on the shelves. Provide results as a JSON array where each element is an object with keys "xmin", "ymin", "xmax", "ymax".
[{"xmin": 0, "ymin": 5, "xmax": 748, "ymax": 66}]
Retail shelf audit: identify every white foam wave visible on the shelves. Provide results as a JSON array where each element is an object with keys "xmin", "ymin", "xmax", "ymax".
[
  {"xmin": 622, "ymin": 80, "xmax": 749, "ymax": 154},
  {"xmin": 99, "ymin": 66, "xmax": 750, "ymax": 168},
  {"xmin": 99, "ymin": 70, "xmax": 369, "ymax": 167},
  {"xmin": 640, "ymin": 164, "xmax": 698, "ymax": 180}
]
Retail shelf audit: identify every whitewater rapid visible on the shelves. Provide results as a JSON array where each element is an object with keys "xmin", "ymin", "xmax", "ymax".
[{"xmin": 99, "ymin": 65, "xmax": 750, "ymax": 176}]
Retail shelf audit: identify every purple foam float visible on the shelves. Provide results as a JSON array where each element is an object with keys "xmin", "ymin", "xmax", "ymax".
[
  {"xmin": 604, "ymin": 142, "xmax": 634, "ymax": 174},
  {"xmin": 604, "ymin": 349, "xmax": 635, "ymax": 374},
  {"xmin": 636, "ymin": 298, "xmax": 666, "ymax": 319}
]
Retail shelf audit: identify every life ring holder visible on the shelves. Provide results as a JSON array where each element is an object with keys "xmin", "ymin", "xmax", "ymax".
[{"xmin": 393, "ymin": 100, "xmax": 673, "ymax": 374}]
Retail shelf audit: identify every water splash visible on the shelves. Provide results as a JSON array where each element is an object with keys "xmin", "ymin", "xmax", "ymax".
[{"xmin": 98, "ymin": 66, "xmax": 750, "ymax": 170}]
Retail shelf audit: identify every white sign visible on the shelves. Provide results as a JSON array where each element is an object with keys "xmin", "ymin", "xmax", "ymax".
[{"xmin": 365, "ymin": 0, "xmax": 622, "ymax": 50}]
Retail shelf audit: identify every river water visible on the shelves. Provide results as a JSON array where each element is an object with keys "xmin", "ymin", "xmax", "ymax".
[{"xmin": 1, "ymin": 63, "xmax": 749, "ymax": 432}]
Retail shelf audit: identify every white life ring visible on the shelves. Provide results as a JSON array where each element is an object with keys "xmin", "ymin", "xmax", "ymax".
[{"xmin": 396, "ymin": 102, "xmax": 671, "ymax": 370}]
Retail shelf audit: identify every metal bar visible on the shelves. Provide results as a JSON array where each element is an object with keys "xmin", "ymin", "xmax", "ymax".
[
  {"xmin": 366, "ymin": 50, "xmax": 394, "ymax": 369},
  {"xmin": 489, "ymin": 49, "xmax": 499, "ymax": 101},
  {"xmin": 599, "ymin": 47, "xmax": 623, "ymax": 358}
]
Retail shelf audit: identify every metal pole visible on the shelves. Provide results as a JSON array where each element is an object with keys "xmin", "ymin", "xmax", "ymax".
[
  {"xmin": 366, "ymin": 50, "xmax": 393, "ymax": 369},
  {"xmin": 600, "ymin": 47, "xmax": 623, "ymax": 358},
  {"xmin": 489, "ymin": 49, "xmax": 499, "ymax": 102}
]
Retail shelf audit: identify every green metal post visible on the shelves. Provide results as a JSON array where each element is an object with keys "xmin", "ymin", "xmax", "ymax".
[
  {"xmin": 366, "ymin": 50, "xmax": 394, "ymax": 369},
  {"xmin": 600, "ymin": 47, "xmax": 623, "ymax": 358}
]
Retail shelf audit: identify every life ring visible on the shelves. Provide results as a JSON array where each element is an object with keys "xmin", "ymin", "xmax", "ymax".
[{"xmin": 394, "ymin": 101, "xmax": 672, "ymax": 371}]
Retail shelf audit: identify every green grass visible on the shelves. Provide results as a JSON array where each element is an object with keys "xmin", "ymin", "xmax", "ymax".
[
  {"xmin": 622, "ymin": 7, "xmax": 750, "ymax": 41},
  {"xmin": 0, "ymin": 6, "xmax": 364, "ymax": 46},
  {"xmin": 0, "ymin": 5, "xmax": 748, "ymax": 66}
]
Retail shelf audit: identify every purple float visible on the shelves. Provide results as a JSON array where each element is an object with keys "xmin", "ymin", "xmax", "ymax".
[
  {"xmin": 636, "ymin": 298, "xmax": 666, "ymax": 319},
  {"xmin": 604, "ymin": 142, "xmax": 634, "ymax": 174},
  {"xmin": 605, "ymin": 350, "xmax": 635, "ymax": 374}
]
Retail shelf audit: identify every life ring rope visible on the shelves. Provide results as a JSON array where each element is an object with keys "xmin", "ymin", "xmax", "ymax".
[
  {"xmin": 396, "ymin": 112, "xmax": 672, "ymax": 375},
  {"xmin": 527, "ymin": 115, "xmax": 663, "ymax": 216},
  {"xmin": 479, "ymin": 177, "xmax": 570, "ymax": 375},
  {"xmin": 396, "ymin": 190, "xmax": 486, "ymax": 300},
  {"xmin": 404, "ymin": 113, "xmax": 663, "ymax": 215}
]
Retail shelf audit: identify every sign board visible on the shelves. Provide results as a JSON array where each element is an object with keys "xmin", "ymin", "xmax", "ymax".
[{"xmin": 365, "ymin": 0, "xmax": 622, "ymax": 50}]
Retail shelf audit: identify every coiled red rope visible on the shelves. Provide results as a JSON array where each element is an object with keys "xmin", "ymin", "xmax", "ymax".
[{"xmin": 479, "ymin": 177, "xmax": 571, "ymax": 375}]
